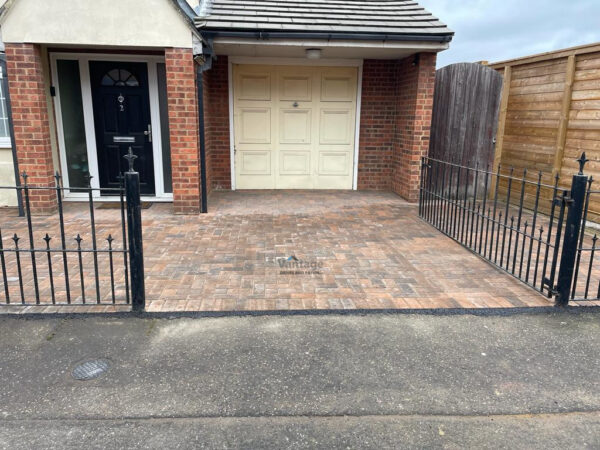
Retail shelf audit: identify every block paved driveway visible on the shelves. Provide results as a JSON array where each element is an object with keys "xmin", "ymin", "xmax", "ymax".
[
  {"xmin": 0, "ymin": 191, "xmax": 555, "ymax": 313},
  {"xmin": 142, "ymin": 191, "xmax": 550, "ymax": 311}
]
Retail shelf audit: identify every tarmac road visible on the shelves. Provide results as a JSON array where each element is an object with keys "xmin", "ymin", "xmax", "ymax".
[{"xmin": 0, "ymin": 310, "xmax": 599, "ymax": 448}]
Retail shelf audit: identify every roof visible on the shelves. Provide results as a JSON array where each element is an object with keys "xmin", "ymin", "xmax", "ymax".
[
  {"xmin": 196, "ymin": 0, "xmax": 453, "ymax": 39},
  {"xmin": 170, "ymin": 0, "xmax": 203, "ymax": 32}
]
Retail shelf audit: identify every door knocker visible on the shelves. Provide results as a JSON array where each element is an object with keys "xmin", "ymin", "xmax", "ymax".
[{"xmin": 117, "ymin": 94, "xmax": 125, "ymax": 112}]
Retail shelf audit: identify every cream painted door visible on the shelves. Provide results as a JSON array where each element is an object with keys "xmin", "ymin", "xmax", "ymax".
[{"xmin": 233, "ymin": 64, "xmax": 358, "ymax": 190}]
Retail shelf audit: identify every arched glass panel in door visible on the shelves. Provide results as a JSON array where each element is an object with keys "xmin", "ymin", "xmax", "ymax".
[{"xmin": 100, "ymin": 68, "xmax": 139, "ymax": 87}]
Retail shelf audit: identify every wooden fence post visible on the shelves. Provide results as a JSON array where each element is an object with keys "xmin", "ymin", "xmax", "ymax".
[
  {"xmin": 552, "ymin": 54, "xmax": 576, "ymax": 178},
  {"xmin": 490, "ymin": 65, "xmax": 511, "ymax": 195}
]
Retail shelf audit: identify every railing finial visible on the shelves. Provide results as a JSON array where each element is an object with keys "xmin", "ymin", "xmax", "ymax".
[
  {"xmin": 84, "ymin": 172, "xmax": 94, "ymax": 188},
  {"xmin": 576, "ymin": 152, "xmax": 589, "ymax": 175},
  {"xmin": 124, "ymin": 147, "xmax": 138, "ymax": 173}
]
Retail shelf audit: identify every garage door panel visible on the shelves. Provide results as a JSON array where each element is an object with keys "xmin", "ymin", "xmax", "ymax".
[
  {"xmin": 321, "ymin": 77, "xmax": 353, "ymax": 102},
  {"xmin": 319, "ymin": 151, "xmax": 351, "ymax": 175},
  {"xmin": 280, "ymin": 76, "xmax": 312, "ymax": 101},
  {"xmin": 238, "ymin": 108, "xmax": 271, "ymax": 144},
  {"xmin": 237, "ymin": 73, "xmax": 271, "ymax": 101},
  {"xmin": 280, "ymin": 109, "xmax": 311, "ymax": 144},
  {"xmin": 321, "ymin": 71, "xmax": 356, "ymax": 102},
  {"xmin": 319, "ymin": 109, "xmax": 353, "ymax": 145},
  {"xmin": 239, "ymin": 150, "xmax": 271, "ymax": 175},
  {"xmin": 279, "ymin": 150, "xmax": 311, "ymax": 175}
]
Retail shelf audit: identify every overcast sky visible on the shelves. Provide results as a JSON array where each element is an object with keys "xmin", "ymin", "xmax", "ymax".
[{"xmin": 419, "ymin": 0, "xmax": 600, "ymax": 67}]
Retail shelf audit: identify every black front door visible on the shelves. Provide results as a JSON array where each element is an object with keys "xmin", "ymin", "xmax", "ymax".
[{"xmin": 90, "ymin": 61, "xmax": 155, "ymax": 195}]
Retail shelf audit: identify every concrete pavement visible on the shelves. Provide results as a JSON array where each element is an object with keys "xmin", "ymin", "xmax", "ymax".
[{"xmin": 0, "ymin": 310, "xmax": 599, "ymax": 448}]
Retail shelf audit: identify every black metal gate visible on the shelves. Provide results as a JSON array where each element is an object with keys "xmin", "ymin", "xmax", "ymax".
[
  {"xmin": 419, "ymin": 153, "xmax": 599, "ymax": 306},
  {"xmin": 0, "ymin": 152, "xmax": 145, "ymax": 311}
]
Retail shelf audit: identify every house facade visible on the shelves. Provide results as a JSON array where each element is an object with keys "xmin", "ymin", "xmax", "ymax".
[{"xmin": 0, "ymin": 0, "xmax": 452, "ymax": 214}]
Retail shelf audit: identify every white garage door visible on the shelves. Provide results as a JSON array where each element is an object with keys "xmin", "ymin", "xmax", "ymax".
[{"xmin": 233, "ymin": 64, "xmax": 358, "ymax": 189}]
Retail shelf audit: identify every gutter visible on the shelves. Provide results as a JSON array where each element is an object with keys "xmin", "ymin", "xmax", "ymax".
[
  {"xmin": 171, "ymin": 0, "xmax": 198, "ymax": 27},
  {"xmin": 195, "ymin": 63, "xmax": 208, "ymax": 214},
  {"xmin": 169, "ymin": 0, "xmax": 206, "ymax": 45},
  {"xmin": 200, "ymin": 30, "xmax": 454, "ymax": 44}
]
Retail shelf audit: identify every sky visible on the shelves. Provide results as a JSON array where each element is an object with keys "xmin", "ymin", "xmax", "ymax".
[{"xmin": 419, "ymin": 0, "xmax": 600, "ymax": 67}]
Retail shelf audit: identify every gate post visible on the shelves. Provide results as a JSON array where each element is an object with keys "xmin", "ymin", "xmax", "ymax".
[
  {"xmin": 555, "ymin": 153, "xmax": 589, "ymax": 306},
  {"xmin": 124, "ymin": 148, "xmax": 145, "ymax": 312}
]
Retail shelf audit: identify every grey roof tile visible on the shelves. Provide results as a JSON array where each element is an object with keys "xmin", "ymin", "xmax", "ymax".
[{"xmin": 197, "ymin": 0, "xmax": 453, "ymax": 36}]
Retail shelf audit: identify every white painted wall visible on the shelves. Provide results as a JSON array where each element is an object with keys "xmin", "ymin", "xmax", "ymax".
[{"xmin": 1, "ymin": 0, "xmax": 194, "ymax": 48}]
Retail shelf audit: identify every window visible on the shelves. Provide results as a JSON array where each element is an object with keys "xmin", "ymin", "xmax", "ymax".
[
  {"xmin": 0, "ymin": 65, "xmax": 11, "ymax": 147},
  {"xmin": 101, "ymin": 68, "xmax": 139, "ymax": 87},
  {"xmin": 157, "ymin": 63, "xmax": 172, "ymax": 193},
  {"xmin": 56, "ymin": 59, "xmax": 89, "ymax": 189}
]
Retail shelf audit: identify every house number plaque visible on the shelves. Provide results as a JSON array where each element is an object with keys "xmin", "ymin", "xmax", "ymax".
[{"xmin": 118, "ymin": 94, "xmax": 125, "ymax": 112}]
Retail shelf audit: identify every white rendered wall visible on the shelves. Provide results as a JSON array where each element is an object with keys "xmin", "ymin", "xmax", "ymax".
[{"xmin": 1, "ymin": 0, "xmax": 194, "ymax": 48}]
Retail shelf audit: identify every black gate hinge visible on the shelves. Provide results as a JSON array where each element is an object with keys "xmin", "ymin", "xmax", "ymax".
[
  {"xmin": 552, "ymin": 195, "xmax": 573, "ymax": 206},
  {"xmin": 542, "ymin": 277, "xmax": 558, "ymax": 298}
]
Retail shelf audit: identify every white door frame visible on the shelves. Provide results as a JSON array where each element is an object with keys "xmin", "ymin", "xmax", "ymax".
[
  {"xmin": 50, "ymin": 52, "xmax": 173, "ymax": 201},
  {"xmin": 228, "ymin": 56, "xmax": 363, "ymax": 190}
]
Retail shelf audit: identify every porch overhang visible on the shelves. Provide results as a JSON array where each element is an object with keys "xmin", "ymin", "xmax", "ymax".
[
  {"xmin": 203, "ymin": 31, "xmax": 450, "ymax": 59},
  {"xmin": 209, "ymin": 36, "xmax": 449, "ymax": 59}
]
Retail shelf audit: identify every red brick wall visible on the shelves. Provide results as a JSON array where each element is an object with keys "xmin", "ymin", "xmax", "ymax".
[
  {"xmin": 357, "ymin": 60, "xmax": 397, "ymax": 190},
  {"xmin": 165, "ymin": 47, "xmax": 201, "ymax": 214},
  {"xmin": 391, "ymin": 53, "xmax": 437, "ymax": 202},
  {"xmin": 203, "ymin": 56, "xmax": 231, "ymax": 192},
  {"xmin": 5, "ymin": 44, "xmax": 57, "ymax": 214},
  {"xmin": 358, "ymin": 54, "xmax": 436, "ymax": 199}
]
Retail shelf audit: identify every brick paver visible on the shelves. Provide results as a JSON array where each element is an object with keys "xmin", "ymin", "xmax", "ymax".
[{"xmin": 0, "ymin": 191, "xmax": 561, "ymax": 313}]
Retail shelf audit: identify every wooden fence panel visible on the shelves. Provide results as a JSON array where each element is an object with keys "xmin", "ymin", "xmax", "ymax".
[
  {"xmin": 429, "ymin": 63, "xmax": 503, "ymax": 170},
  {"xmin": 501, "ymin": 59, "xmax": 566, "ymax": 174},
  {"xmin": 491, "ymin": 44, "xmax": 600, "ymax": 219},
  {"xmin": 564, "ymin": 51, "xmax": 600, "ymax": 216}
]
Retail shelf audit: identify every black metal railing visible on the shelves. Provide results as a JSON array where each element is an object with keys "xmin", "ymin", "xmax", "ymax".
[
  {"xmin": 0, "ymin": 150, "xmax": 145, "ymax": 310},
  {"xmin": 419, "ymin": 153, "xmax": 598, "ymax": 306}
]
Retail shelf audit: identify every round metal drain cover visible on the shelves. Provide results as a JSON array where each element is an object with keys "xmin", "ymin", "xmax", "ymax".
[{"xmin": 72, "ymin": 359, "xmax": 110, "ymax": 381}]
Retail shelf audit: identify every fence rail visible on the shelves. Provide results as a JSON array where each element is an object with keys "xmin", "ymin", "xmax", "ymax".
[
  {"xmin": 419, "ymin": 153, "xmax": 599, "ymax": 305},
  {"xmin": 0, "ymin": 151, "xmax": 145, "ymax": 310}
]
